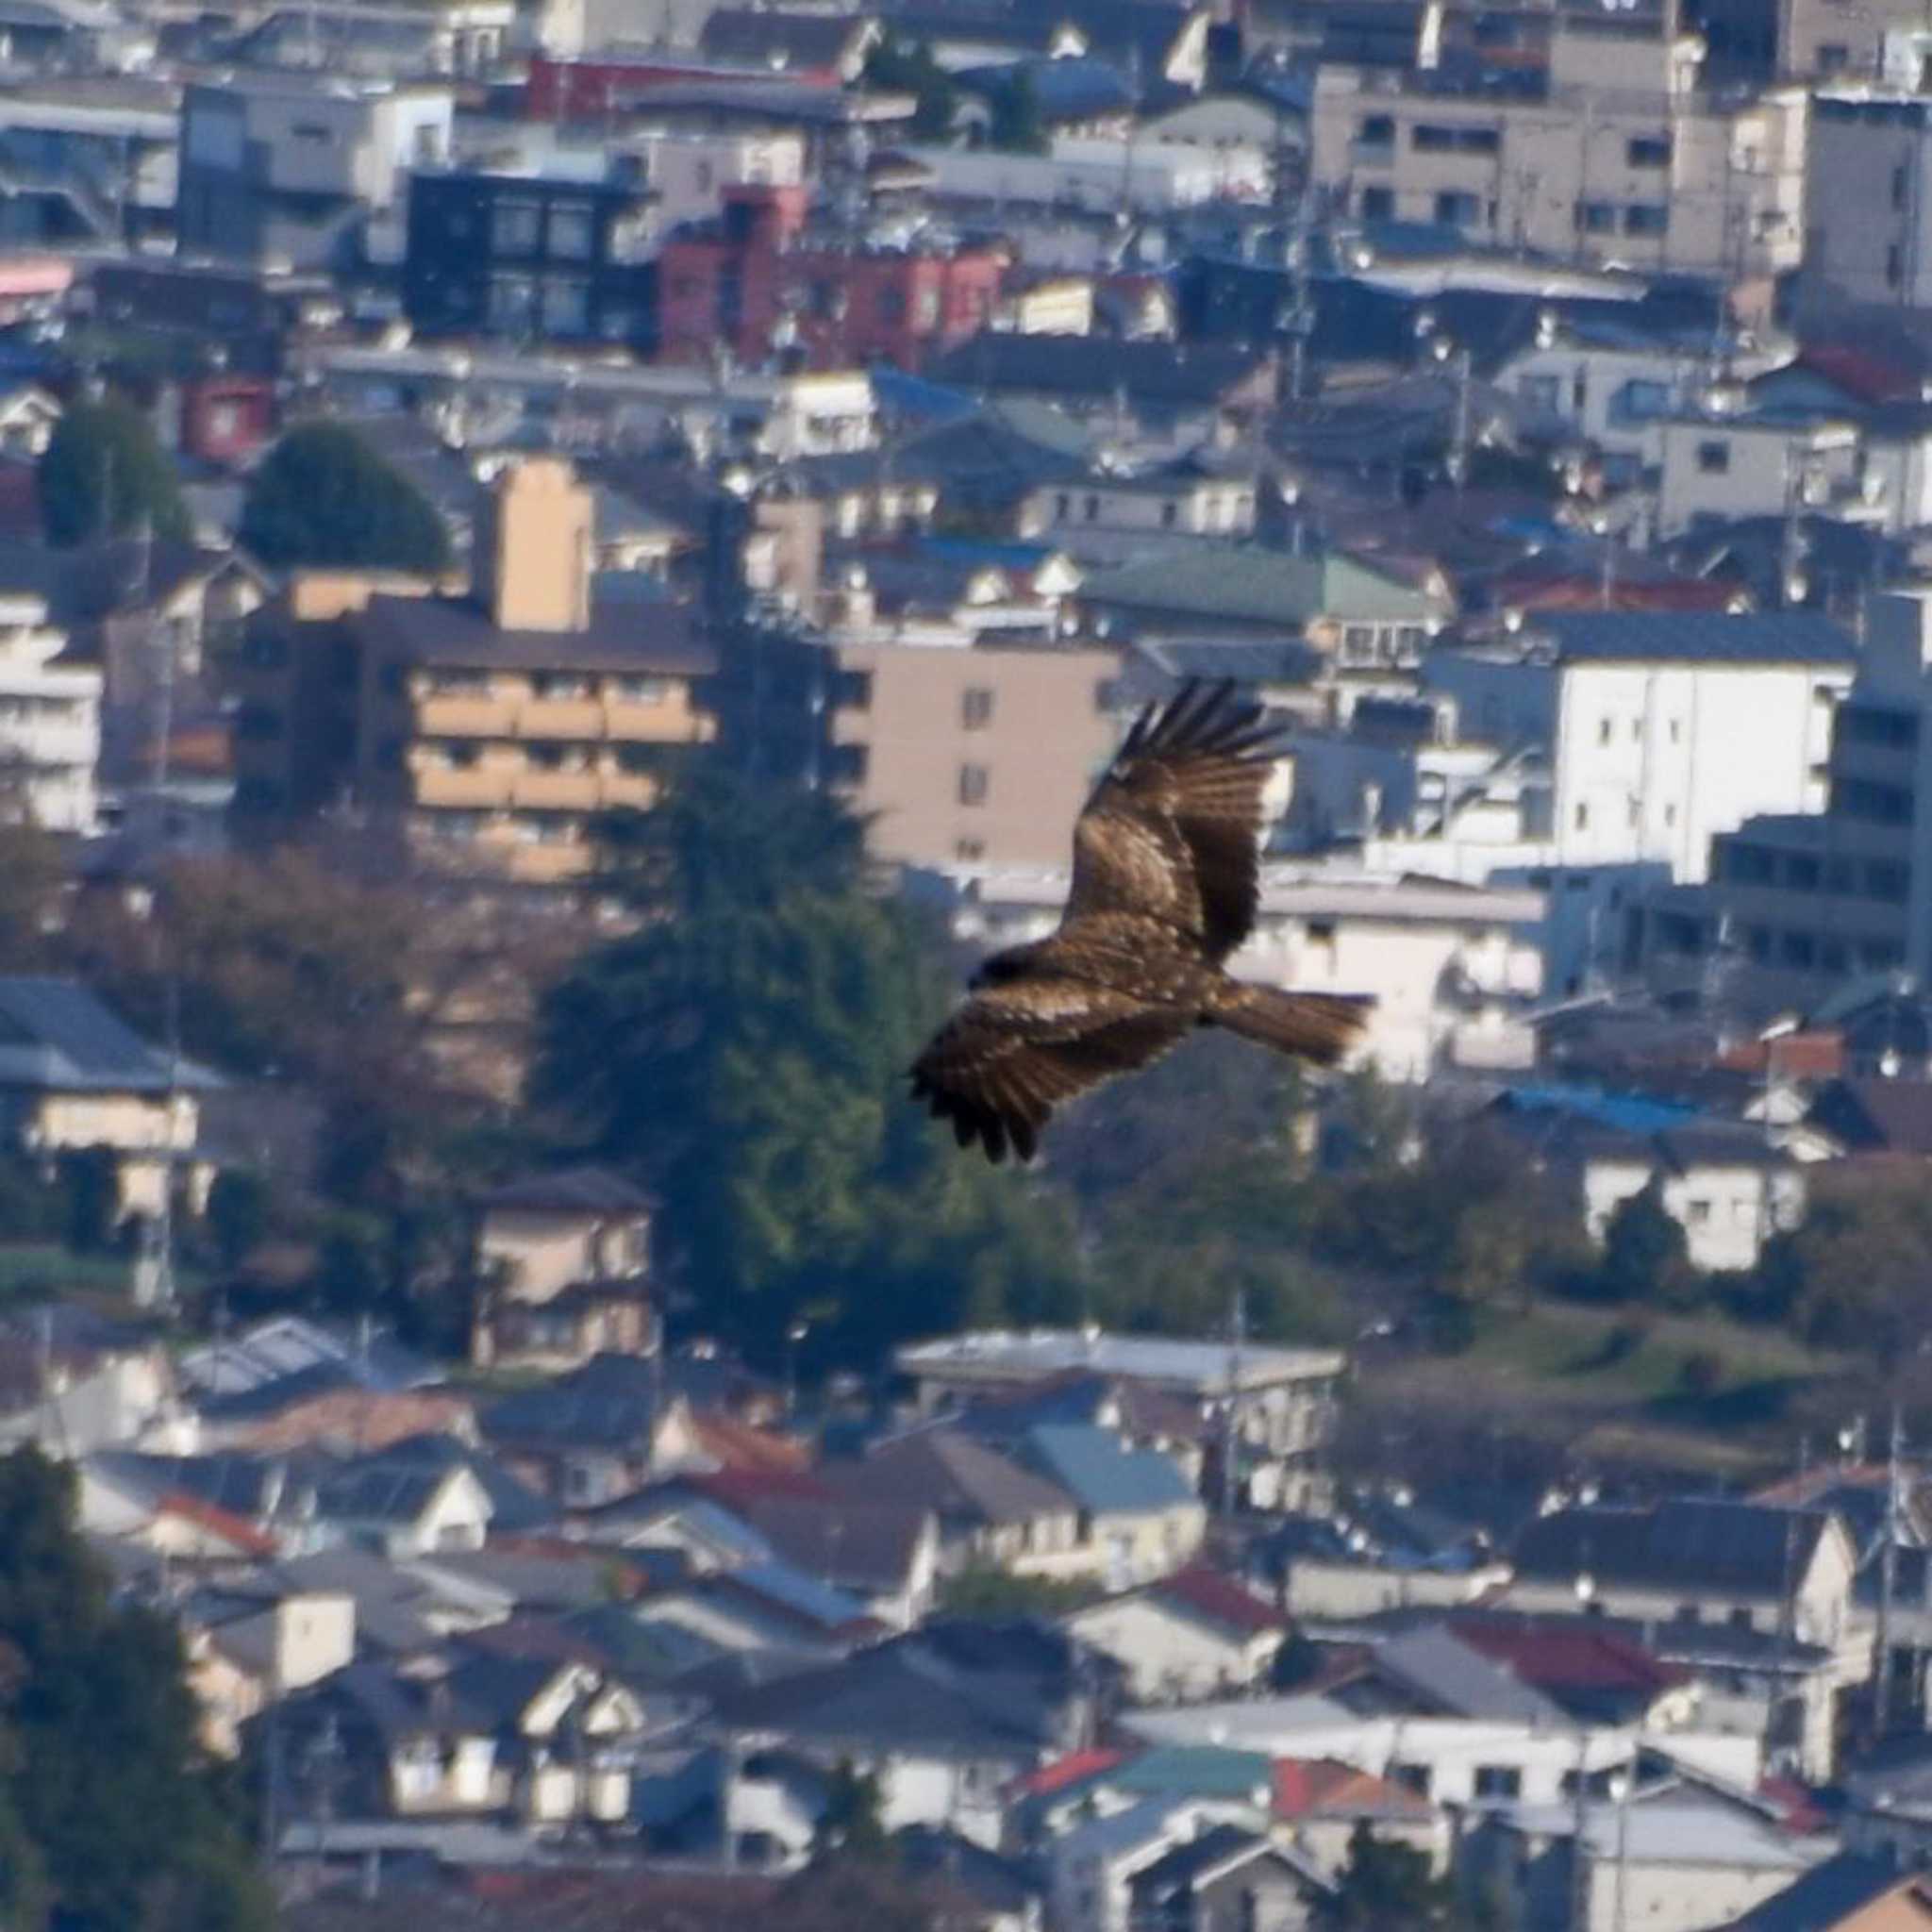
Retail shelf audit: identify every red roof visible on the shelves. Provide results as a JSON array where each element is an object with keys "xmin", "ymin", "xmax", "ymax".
[
  {"xmin": 1009, "ymin": 1748, "xmax": 1130, "ymax": 1799},
  {"xmin": 1714, "ymin": 1031, "xmax": 1843, "ymax": 1080},
  {"xmin": 1273, "ymin": 1757, "xmax": 1433, "ymax": 1821},
  {"xmin": 1795, "ymin": 341, "xmax": 1923, "ymax": 406},
  {"xmin": 156, "ymin": 1490, "xmax": 277, "ymax": 1558},
  {"xmin": 1453, "ymin": 1619, "xmax": 1687, "ymax": 1698},
  {"xmin": 689, "ymin": 1462, "xmax": 835, "ymax": 1509},
  {"xmin": 1153, "ymin": 1566, "xmax": 1288, "ymax": 1639},
  {"xmin": 687, "ymin": 1412, "xmax": 815, "ymax": 1477}
]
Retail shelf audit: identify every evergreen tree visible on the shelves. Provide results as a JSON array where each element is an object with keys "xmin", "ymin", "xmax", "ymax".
[
  {"xmin": 37, "ymin": 397, "xmax": 192, "ymax": 548},
  {"xmin": 239, "ymin": 423, "xmax": 451, "ymax": 574},
  {"xmin": 862, "ymin": 35, "xmax": 957, "ymax": 139},
  {"xmin": 539, "ymin": 769, "xmax": 1081, "ymax": 1363},
  {"xmin": 1595, "ymin": 1178, "xmax": 1696, "ymax": 1306},
  {"xmin": 988, "ymin": 67, "xmax": 1048, "ymax": 153},
  {"xmin": 0, "ymin": 1449, "xmax": 269, "ymax": 1932}
]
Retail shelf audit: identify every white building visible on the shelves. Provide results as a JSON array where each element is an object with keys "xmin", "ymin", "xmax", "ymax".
[
  {"xmin": 1579, "ymin": 1124, "xmax": 1807, "ymax": 1273},
  {"xmin": 0, "ymin": 595, "xmax": 100, "ymax": 832},
  {"xmin": 1655, "ymin": 408, "xmax": 1865, "ymax": 538},
  {"xmin": 1424, "ymin": 612, "xmax": 1855, "ymax": 885},
  {"xmin": 907, "ymin": 136, "xmax": 1268, "ymax": 216}
]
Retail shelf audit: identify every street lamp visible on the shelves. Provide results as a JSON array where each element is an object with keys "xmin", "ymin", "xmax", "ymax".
[{"xmin": 785, "ymin": 1319, "xmax": 809, "ymax": 1420}]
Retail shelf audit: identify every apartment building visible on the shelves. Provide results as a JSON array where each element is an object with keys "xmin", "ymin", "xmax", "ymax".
[
  {"xmin": 175, "ymin": 75, "xmax": 452, "ymax": 270},
  {"xmin": 1807, "ymin": 92, "xmax": 1932, "ymax": 309},
  {"xmin": 232, "ymin": 460, "xmax": 713, "ymax": 875},
  {"xmin": 352, "ymin": 459, "xmax": 716, "ymax": 881},
  {"xmin": 0, "ymin": 593, "xmax": 100, "ymax": 832},
  {"xmin": 823, "ymin": 637, "xmax": 1125, "ymax": 872},
  {"xmin": 1306, "ymin": 18, "xmax": 1807, "ymax": 289},
  {"xmin": 1637, "ymin": 589, "xmax": 1932, "ymax": 988},
  {"xmin": 655, "ymin": 184, "xmax": 1008, "ymax": 372},
  {"xmin": 1425, "ymin": 612, "xmax": 1855, "ymax": 884},
  {"xmin": 403, "ymin": 161, "xmax": 654, "ymax": 347}
]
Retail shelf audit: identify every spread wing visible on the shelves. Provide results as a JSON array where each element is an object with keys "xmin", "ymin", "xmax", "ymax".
[
  {"xmin": 908, "ymin": 974, "xmax": 1192, "ymax": 1164},
  {"xmin": 1067, "ymin": 678, "xmax": 1281, "ymax": 964}
]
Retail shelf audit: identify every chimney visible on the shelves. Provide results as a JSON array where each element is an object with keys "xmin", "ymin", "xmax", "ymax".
[{"xmin": 477, "ymin": 458, "xmax": 592, "ymax": 634}]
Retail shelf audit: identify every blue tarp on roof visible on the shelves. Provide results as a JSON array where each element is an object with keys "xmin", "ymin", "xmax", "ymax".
[
  {"xmin": 870, "ymin": 364, "xmax": 977, "ymax": 425},
  {"xmin": 1495, "ymin": 1083, "xmax": 1702, "ymax": 1136}
]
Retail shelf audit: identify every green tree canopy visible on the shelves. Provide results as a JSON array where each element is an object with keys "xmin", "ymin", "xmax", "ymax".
[
  {"xmin": 539, "ymin": 769, "xmax": 1080, "ymax": 1363},
  {"xmin": 0, "ymin": 1448, "xmax": 269, "ymax": 1932},
  {"xmin": 37, "ymin": 396, "xmax": 192, "ymax": 548},
  {"xmin": 862, "ymin": 34, "xmax": 957, "ymax": 139},
  {"xmin": 239, "ymin": 423, "xmax": 451, "ymax": 575},
  {"xmin": 987, "ymin": 66, "xmax": 1048, "ymax": 153},
  {"xmin": 1594, "ymin": 1178, "xmax": 1696, "ymax": 1307}
]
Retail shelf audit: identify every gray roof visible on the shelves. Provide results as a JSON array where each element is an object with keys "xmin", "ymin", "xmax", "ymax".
[
  {"xmin": 1715, "ymin": 1855, "xmax": 1914, "ymax": 1932},
  {"xmin": 828, "ymin": 1429, "xmax": 1075, "ymax": 1528},
  {"xmin": 696, "ymin": 7, "xmax": 867, "ymax": 65},
  {"xmin": 927, "ymin": 335, "xmax": 1271, "ymax": 409},
  {"xmin": 313, "ymin": 1463, "xmax": 456, "ymax": 1527},
  {"xmin": 898, "ymin": 1328, "xmax": 1342, "ymax": 1393},
  {"xmin": 482, "ymin": 1165, "xmax": 656, "ymax": 1217},
  {"xmin": 1513, "ymin": 1499, "xmax": 1838, "ymax": 1597},
  {"xmin": 0, "ymin": 976, "xmax": 222, "ymax": 1095},
  {"xmin": 1526, "ymin": 610, "xmax": 1857, "ymax": 665},
  {"xmin": 361, "ymin": 592, "xmax": 716, "ymax": 677},
  {"xmin": 1019, "ymin": 1424, "xmax": 1196, "ymax": 1517},
  {"xmin": 1370, "ymin": 1626, "xmax": 1569, "ymax": 1726}
]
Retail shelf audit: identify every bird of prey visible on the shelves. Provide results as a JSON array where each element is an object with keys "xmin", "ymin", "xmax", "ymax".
[{"xmin": 909, "ymin": 676, "xmax": 1370, "ymax": 1163}]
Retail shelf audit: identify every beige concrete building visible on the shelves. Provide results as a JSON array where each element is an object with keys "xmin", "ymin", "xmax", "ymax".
[
  {"xmin": 1307, "ymin": 20, "xmax": 1807, "ymax": 288},
  {"xmin": 352, "ymin": 458, "xmax": 717, "ymax": 883},
  {"xmin": 472, "ymin": 1165, "xmax": 658, "ymax": 1373},
  {"xmin": 824, "ymin": 639, "xmax": 1124, "ymax": 871}
]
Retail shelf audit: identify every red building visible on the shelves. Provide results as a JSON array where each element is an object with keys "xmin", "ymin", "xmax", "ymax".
[
  {"xmin": 655, "ymin": 185, "xmax": 1008, "ymax": 371},
  {"xmin": 178, "ymin": 375, "xmax": 275, "ymax": 467}
]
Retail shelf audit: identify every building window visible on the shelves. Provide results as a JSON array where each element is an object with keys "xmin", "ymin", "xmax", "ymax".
[
  {"xmin": 833, "ymin": 668, "xmax": 873, "ymax": 711},
  {"xmin": 1160, "ymin": 501, "xmax": 1178, "ymax": 528},
  {"xmin": 1574, "ymin": 200, "xmax": 1616, "ymax": 234},
  {"xmin": 828, "ymin": 742, "xmax": 869, "ymax": 784},
  {"xmin": 876, "ymin": 286, "xmax": 907, "ymax": 324},
  {"xmin": 1574, "ymin": 803, "xmax": 1590, "ymax": 830},
  {"xmin": 958, "ymin": 763, "xmax": 990, "ymax": 806},
  {"xmin": 961, "ymin": 687, "xmax": 994, "ymax": 729},
  {"xmin": 956, "ymin": 838, "xmax": 984, "ymax": 860},
  {"xmin": 913, "ymin": 284, "xmax": 941, "ymax": 331},
  {"xmin": 1473, "ymin": 1766, "xmax": 1522, "ymax": 1801},
  {"xmin": 1889, "ymin": 243, "xmax": 1905, "ymax": 291},
  {"xmin": 1054, "ymin": 492, "xmax": 1071, "ymax": 520},
  {"xmin": 1624, "ymin": 203, "xmax": 1669, "ymax": 237},
  {"xmin": 1390, "ymin": 1763, "xmax": 1431, "ymax": 1796},
  {"xmin": 541, "ymin": 276, "xmax": 591, "ymax": 334},
  {"xmin": 1085, "ymin": 495, "xmax": 1100, "ymax": 522},
  {"xmin": 1433, "ymin": 191, "xmax": 1481, "ymax": 227},
  {"xmin": 1894, "ymin": 164, "xmax": 1911, "ymax": 211},
  {"xmin": 547, "ymin": 203, "xmax": 594, "ymax": 260},
  {"xmin": 491, "ymin": 198, "xmax": 542, "ymax": 255},
  {"xmin": 1696, "ymin": 440, "xmax": 1731, "ymax": 475},
  {"xmin": 1360, "ymin": 185, "xmax": 1394, "ymax": 221},
  {"xmin": 1357, "ymin": 112, "xmax": 1395, "ymax": 148},
  {"xmin": 1597, "ymin": 718, "xmax": 1612, "ymax": 746},
  {"xmin": 1413, "ymin": 124, "xmax": 1499, "ymax": 154},
  {"xmin": 1626, "ymin": 134, "xmax": 1671, "ymax": 167},
  {"xmin": 1817, "ymin": 42, "xmax": 1849, "ymax": 71}
]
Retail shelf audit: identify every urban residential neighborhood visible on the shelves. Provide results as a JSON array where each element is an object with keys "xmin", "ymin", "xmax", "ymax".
[{"xmin": 18, "ymin": 0, "xmax": 1932, "ymax": 1927}]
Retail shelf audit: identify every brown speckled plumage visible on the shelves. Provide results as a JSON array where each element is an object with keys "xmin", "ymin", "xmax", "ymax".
[{"xmin": 908, "ymin": 677, "xmax": 1372, "ymax": 1164}]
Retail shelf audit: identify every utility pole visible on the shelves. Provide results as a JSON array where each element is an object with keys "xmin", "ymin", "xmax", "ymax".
[
  {"xmin": 134, "ymin": 516, "xmax": 179, "ymax": 1314},
  {"xmin": 1875, "ymin": 1406, "xmax": 1907, "ymax": 1737},
  {"xmin": 1221, "ymin": 1288, "xmax": 1246, "ymax": 1521}
]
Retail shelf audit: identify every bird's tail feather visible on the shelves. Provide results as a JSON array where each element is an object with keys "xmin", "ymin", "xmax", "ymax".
[{"xmin": 1206, "ymin": 983, "xmax": 1371, "ymax": 1066}]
